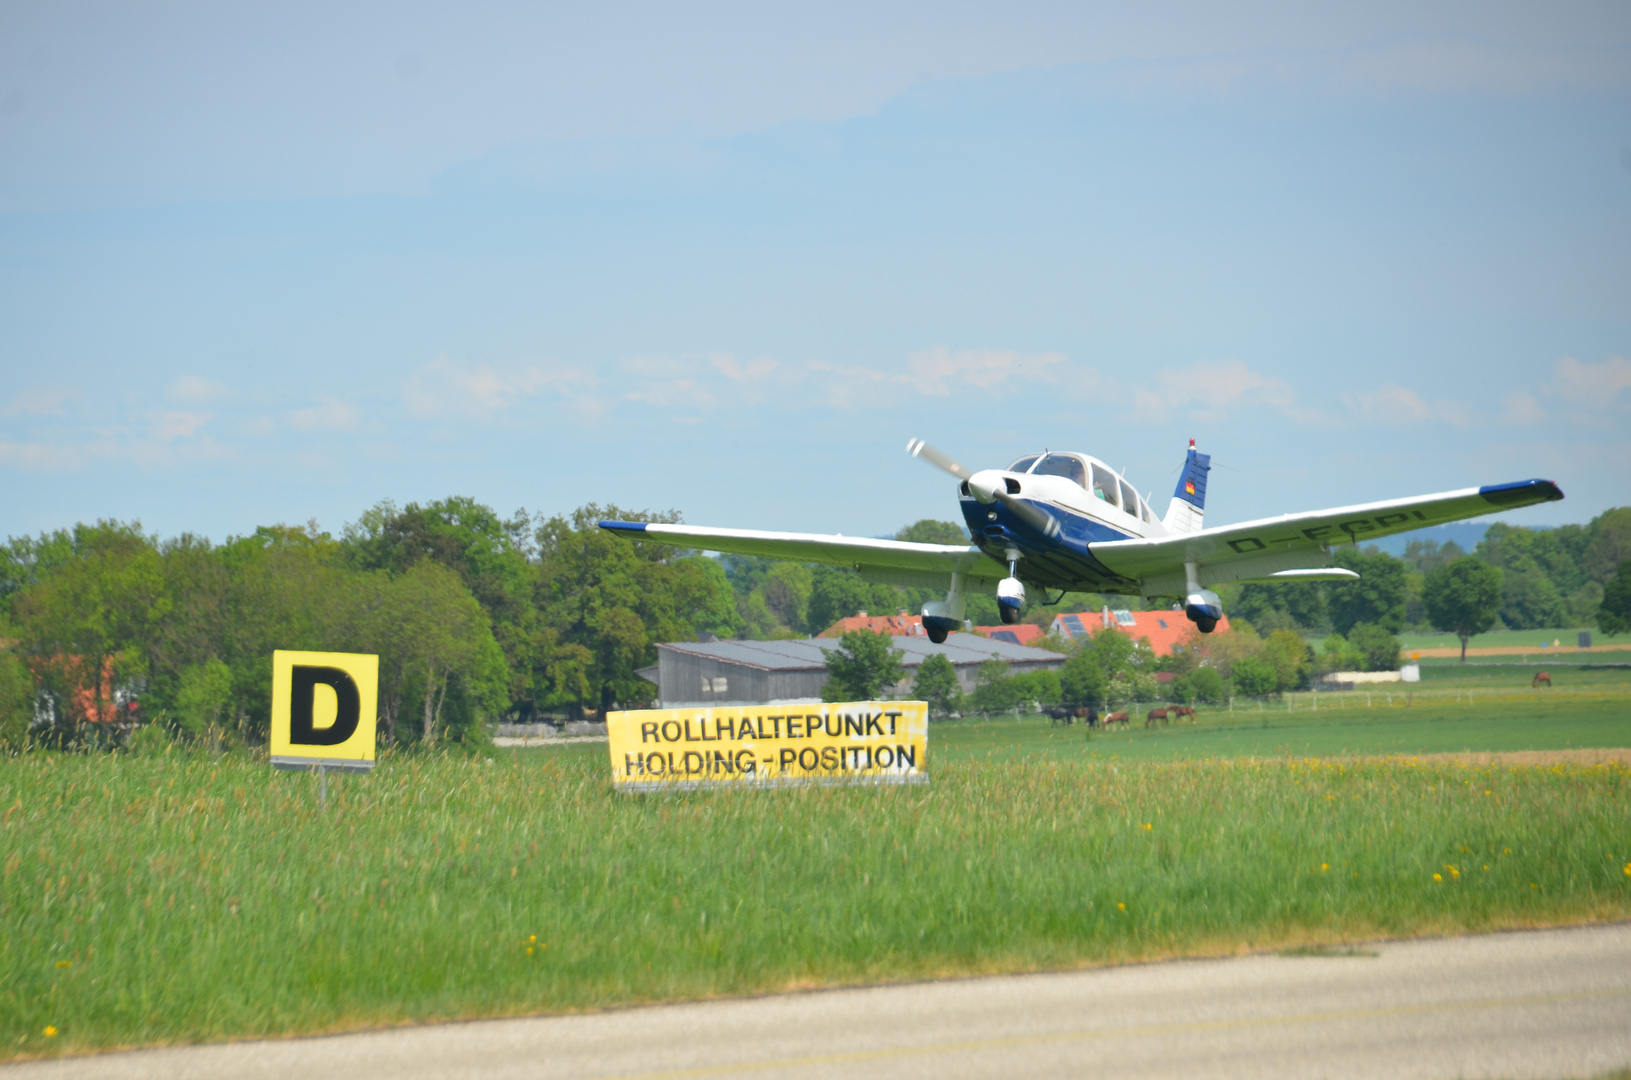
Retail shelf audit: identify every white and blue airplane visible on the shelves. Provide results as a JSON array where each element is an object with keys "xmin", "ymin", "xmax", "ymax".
[{"xmin": 600, "ymin": 440, "xmax": 1564, "ymax": 644}]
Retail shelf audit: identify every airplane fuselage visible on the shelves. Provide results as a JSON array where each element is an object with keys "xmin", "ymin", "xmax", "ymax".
[{"xmin": 957, "ymin": 453, "xmax": 1155, "ymax": 595}]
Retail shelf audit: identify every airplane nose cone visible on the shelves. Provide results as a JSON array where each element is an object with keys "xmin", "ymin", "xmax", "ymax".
[{"xmin": 968, "ymin": 469, "xmax": 1006, "ymax": 504}]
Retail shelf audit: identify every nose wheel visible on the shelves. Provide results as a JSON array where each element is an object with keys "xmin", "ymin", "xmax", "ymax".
[{"xmin": 996, "ymin": 554, "xmax": 1026, "ymax": 625}]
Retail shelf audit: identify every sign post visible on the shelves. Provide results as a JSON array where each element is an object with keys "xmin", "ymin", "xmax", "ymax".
[
  {"xmin": 606, "ymin": 701, "xmax": 928, "ymax": 792},
  {"xmin": 270, "ymin": 651, "xmax": 379, "ymax": 799}
]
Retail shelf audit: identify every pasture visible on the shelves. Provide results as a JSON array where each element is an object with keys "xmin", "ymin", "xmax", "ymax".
[
  {"xmin": 4, "ymin": 674, "xmax": 1630, "ymax": 1061},
  {"xmin": 938, "ymin": 674, "xmax": 1631, "ymax": 764}
]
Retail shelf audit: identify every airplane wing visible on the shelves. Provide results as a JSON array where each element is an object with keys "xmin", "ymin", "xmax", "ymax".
[
  {"xmin": 598, "ymin": 521, "xmax": 1010, "ymax": 591},
  {"xmin": 1089, "ymin": 478, "xmax": 1564, "ymax": 597}
]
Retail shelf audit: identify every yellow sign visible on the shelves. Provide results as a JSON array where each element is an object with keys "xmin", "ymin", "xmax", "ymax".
[
  {"xmin": 607, "ymin": 701, "xmax": 928, "ymax": 792},
  {"xmin": 269, "ymin": 650, "xmax": 379, "ymax": 772}
]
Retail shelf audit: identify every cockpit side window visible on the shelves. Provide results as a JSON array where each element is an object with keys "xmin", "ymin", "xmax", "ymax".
[
  {"xmin": 1090, "ymin": 464, "xmax": 1119, "ymax": 507},
  {"xmin": 1118, "ymin": 479, "xmax": 1138, "ymax": 517},
  {"xmin": 1140, "ymin": 495, "xmax": 1152, "ymax": 523},
  {"xmin": 1032, "ymin": 454, "xmax": 1087, "ymax": 489},
  {"xmin": 1007, "ymin": 456, "xmax": 1040, "ymax": 474}
]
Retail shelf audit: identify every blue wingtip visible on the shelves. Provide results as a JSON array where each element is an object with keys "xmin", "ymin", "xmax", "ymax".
[
  {"xmin": 1478, "ymin": 479, "xmax": 1564, "ymax": 507},
  {"xmin": 598, "ymin": 520, "xmax": 649, "ymax": 533}
]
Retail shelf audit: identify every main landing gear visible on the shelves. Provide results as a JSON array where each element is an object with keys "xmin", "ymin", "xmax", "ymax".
[
  {"xmin": 921, "ymin": 571, "xmax": 966, "ymax": 644},
  {"xmin": 1183, "ymin": 560, "xmax": 1223, "ymax": 634}
]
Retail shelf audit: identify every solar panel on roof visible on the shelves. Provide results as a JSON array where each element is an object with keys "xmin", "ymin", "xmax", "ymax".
[{"xmin": 1113, "ymin": 609, "xmax": 1136, "ymax": 626}]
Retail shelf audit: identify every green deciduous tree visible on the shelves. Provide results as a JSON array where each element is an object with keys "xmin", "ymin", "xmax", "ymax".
[
  {"xmin": 533, "ymin": 506, "xmax": 741, "ymax": 716},
  {"xmin": 173, "ymin": 658, "xmax": 233, "ymax": 744},
  {"xmin": 1259, "ymin": 628, "xmax": 1312, "ymax": 691},
  {"xmin": 969, "ymin": 658, "xmax": 1018, "ymax": 714},
  {"xmin": 1422, "ymin": 557, "xmax": 1504, "ymax": 661},
  {"xmin": 1498, "ymin": 567, "xmax": 1567, "ymax": 630},
  {"xmin": 1232, "ymin": 581, "xmax": 1328, "ymax": 632},
  {"xmin": 12, "ymin": 522, "xmax": 169, "ymax": 744},
  {"xmin": 820, "ymin": 630, "xmax": 904, "ymax": 701},
  {"xmin": 1347, "ymin": 622, "xmax": 1401, "ymax": 672},
  {"xmin": 911, "ymin": 653, "xmax": 962, "ymax": 719},
  {"xmin": 0, "ymin": 649, "xmax": 32, "ymax": 750},
  {"xmin": 1328, "ymin": 549, "xmax": 1411, "ymax": 634},
  {"xmin": 1230, "ymin": 656, "xmax": 1278, "ymax": 697},
  {"xmin": 1598, "ymin": 560, "xmax": 1631, "ymax": 636}
]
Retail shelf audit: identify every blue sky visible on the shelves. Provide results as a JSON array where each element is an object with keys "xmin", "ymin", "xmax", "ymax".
[{"xmin": 2, "ymin": 2, "xmax": 1628, "ymax": 542}]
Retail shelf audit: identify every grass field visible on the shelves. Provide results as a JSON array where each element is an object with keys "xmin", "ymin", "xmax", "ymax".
[
  {"xmin": 3, "ymin": 681, "xmax": 1629, "ymax": 1060},
  {"xmin": 1307, "ymin": 626, "xmax": 1614, "ymax": 653},
  {"xmin": 940, "ymin": 679, "xmax": 1631, "ymax": 763}
]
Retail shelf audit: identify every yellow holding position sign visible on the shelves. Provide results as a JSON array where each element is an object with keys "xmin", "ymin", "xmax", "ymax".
[
  {"xmin": 270, "ymin": 650, "xmax": 379, "ymax": 772},
  {"xmin": 607, "ymin": 701, "xmax": 928, "ymax": 792}
]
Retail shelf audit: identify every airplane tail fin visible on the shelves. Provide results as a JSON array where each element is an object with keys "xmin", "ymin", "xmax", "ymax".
[{"xmin": 1162, "ymin": 439, "xmax": 1211, "ymax": 535}]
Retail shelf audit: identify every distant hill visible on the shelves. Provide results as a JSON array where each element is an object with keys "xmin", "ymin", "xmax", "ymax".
[{"xmin": 1365, "ymin": 522, "xmax": 1492, "ymax": 557}]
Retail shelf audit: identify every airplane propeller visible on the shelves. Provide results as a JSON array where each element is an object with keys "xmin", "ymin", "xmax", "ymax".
[{"xmin": 906, "ymin": 438, "xmax": 1059, "ymax": 538}]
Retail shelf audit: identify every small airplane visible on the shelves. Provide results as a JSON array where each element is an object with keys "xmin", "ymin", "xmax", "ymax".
[{"xmin": 600, "ymin": 440, "xmax": 1563, "ymax": 644}]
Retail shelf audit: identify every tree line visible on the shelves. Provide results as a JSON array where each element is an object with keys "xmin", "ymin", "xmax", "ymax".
[
  {"xmin": 0, "ymin": 500, "xmax": 744, "ymax": 749},
  {"xmin": 3, "ymin": 496, "xmax": 1627, "ymax": 748}
]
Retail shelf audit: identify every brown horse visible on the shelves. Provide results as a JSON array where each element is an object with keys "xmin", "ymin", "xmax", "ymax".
[
  {"xmin": 1533, "ymin": 671, "xmax": 1552, "ymax": 688},
  {"xmin": 1145, "ymin": 707, "xmax": 1169, "ymax": 728},
  {"xmin": 1169, "ymin": 705, "xmax": 1197, "ymax": 723},
  {"xmin": 1103, "ymin": 711, "xmax": 1130, "ymax": 730}
]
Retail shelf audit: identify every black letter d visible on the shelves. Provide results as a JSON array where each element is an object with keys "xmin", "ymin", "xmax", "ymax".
[{"xmin": 289, "ymin": 666, "xmax": 361, "ymax": 746}]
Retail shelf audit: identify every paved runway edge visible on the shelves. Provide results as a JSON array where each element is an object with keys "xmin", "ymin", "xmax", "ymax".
[{"xmin": 6, "ymin": 923, "xmax": 1630, "ymax": 1080}]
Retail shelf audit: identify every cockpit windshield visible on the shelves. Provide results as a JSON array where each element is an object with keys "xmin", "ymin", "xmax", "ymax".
[
  {"xmin": 1032, "ymin": 453, "xmax": 1088, "ymax": 489},
  {"xmin": 1007, "ymin": 455, "xmax": 1040, "ymax": 474}
]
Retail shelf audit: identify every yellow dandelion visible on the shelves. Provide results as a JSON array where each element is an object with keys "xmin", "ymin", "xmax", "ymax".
[
  {"xmin": 1117, "ymin": 902, "xmax": 1126, "ymax": 911},
  {"xmin": 526, "ymin": 947, "xmax": 533, "ymax": 955},
  {"xmin": 43, "ymin": 1026, "xmax": 57, "ymax": 1038},
  {"xmin": 1483, "ymin": 865, "xmax": 1490, "ymax": 871},
  {"xmin": 1504, "ymin": 848, "xmax": 1511, "ymax": 854},
  {"xmin": 1320, "ymin": 863, "xmax": 1329, "ymax": 872},
  {"xmin": 528, "ymin": 935, "xmax": 537, "ymax": 943},
  {"xmin": 1142, "ymin": 823, "xmax": 1152, "ymax": 831},
  {"xmin": 1624, "ymin": 863, "xmax": 1630, "ymax": 878},
  {"xmin": 54, "ymin": 960, "xmax": 71, "ymax": 969},
  {"xmin": 1433, "ymin": 873, "xmax": 1442, "ymax": 882}
]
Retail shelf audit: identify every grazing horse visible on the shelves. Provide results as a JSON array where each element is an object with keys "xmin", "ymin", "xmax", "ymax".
[
  {"xmin": 1145, "ymin": 707, "xmax": 1169, "ymax": 728},
  {"xmin": 1074, "ymin": 706, "xmax": 1100, "ymax": 729},
  {"xmin": 1533, "ymin": 671, "xmax": 1552, "ymax": 688},
  {"xmin": 1169, "ymin": 705, "xmax": 1197, "ymax": 723},
  {"xmin": 1046, "ymin": 705, "xmax": 1073, "ymax": 726},
  {"xmin": 1102, "ymin": 711, "xmax": 1130, "ymax": 730}
]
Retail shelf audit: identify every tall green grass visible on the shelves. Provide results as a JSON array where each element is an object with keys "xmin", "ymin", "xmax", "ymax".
[{"xmin": 4, "ymin": 746, "xmax": 1629, "ymax": 1058}]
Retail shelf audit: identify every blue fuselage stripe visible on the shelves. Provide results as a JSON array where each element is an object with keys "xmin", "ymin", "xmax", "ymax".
[{"xmin": 959, "ymin": 496, "xmax": 1136, "ymax": 592}]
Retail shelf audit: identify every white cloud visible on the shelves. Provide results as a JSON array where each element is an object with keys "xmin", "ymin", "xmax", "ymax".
[
  {"xmin": 148, "ymin": 410, "xmax": 213, "ymax": 441},
  {"xmin": 403, "ymin": 355, "xmax": 594, "ymax": 419},
  {"xmin": 3, "ymin": 387, "xmax": 76, "ymax": 417},
  {"xmin": 290, "ymin": 397, "xmax": 358, "ymax": 432},
  {"xmin": 804, "ymin": 347, "xmax": 1079, "ymax": 409},
  {"xmin": 1133, "ymin": 358, "xmax": 1312, "ymax": 424},
  {"xmin": 902, "ymin": 347, "xmax": 1069, "ymax": 396},
  {"xmin": 167, "ymin": 376, "xmax": 227, "ymax": 403},
  {"xmin": 1552, "ymin": 355, "xmax": 1631, "ymax": 407},
  {"xmin": 0, "ymin": 440, "xmax": 84, "ymax": 470},
  {"xmin": 1502, "ymin": 390, "xmax": 1547, "ymax": 425},
  {"xmin": 1344, "ymin": 382, "xmax": 1468, "ymax": 427},
  {"xmin": 624, "ymin": 377, "xmax": 713, "ymax": 410},
  {"xmin": 708, "ymin": 353, "xmax": 779, "ymax": 382}
]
